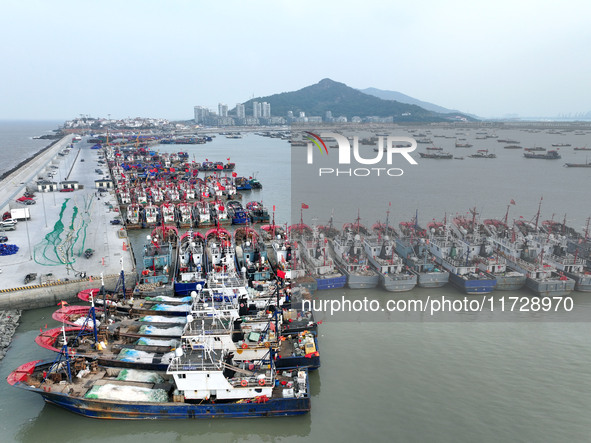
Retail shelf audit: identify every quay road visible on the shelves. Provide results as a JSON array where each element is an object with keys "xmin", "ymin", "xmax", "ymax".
[{"xmin": 0, "ymin": 136, "xmax": 137, "ymax": 310}]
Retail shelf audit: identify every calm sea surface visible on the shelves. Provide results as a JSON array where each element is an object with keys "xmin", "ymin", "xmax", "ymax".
[{"xmin": 1, "ymin": 122, "xmax": 591, "ymax": 442}]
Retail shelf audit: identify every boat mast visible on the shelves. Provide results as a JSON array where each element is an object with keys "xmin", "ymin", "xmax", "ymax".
[
  {"xmin": 503, "ymin": 204, "xmax": 511, "ymax": 225},
  {"xmin": 534, "ymin": 196, "xmax": 543, "ymax": 232}
]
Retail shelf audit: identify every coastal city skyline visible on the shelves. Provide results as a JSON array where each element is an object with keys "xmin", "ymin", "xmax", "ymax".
[{"xmin": 2, "ymin": 1, "xmax": 591, "ymax": 120}]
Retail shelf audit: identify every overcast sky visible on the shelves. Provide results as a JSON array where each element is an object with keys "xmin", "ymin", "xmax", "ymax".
[{"xmin": 2, "ymin": 0, "xmax": 590, "ymax": 120}]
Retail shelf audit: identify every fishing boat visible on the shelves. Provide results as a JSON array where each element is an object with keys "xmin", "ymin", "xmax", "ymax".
[
  {"xmin": 194, "ymin": 200, "xmax": 213, "ymax": 227},
  {"xmin": 468, "ymin": 149, "xmax": 496, "ymax": 158},
  {"xmin": 418, "ymin": 151, "xmax": 453, "ymax": 159},
  {"xmin": 396, "ymin": 215, "xmax": 450, "ymax": 288},
  {"xmin": 249, "ymin": 178, "xmax": 263, "ymax": 189},
  {"xmin": 524, "ymin": 150, "xmax": 561, "ymax": 159},
  {"xmin": 205, "ymin": 226, "xmax": 237, "ymax": 278},
  {"xmin": 451, "ymin": 210, "xmax": 525, "ymax": 291},
  {"xmin": 246, "ymin": 201, "xmax": 270, "ymax": 224},
  {"xmin": 126, "ymin": 204, "xmax": 142, "ymax": 228},
  {"xmin": 227, "ymin": 201, "xmax": 249, "ymax": 225},
  {"xmin": 234, "ymin": 226, "xmax": 272, "ymax": 283},
  {"xmin": 174, "ymin": 230, "xmax": 207, "ymax": 296},
  {"xmin": 268, "ymin": 231, "xmax": 304, "ymax": 281},
  {"xmin": 210, "ymin": 200, "xmax": 231, "ymax": 225},
  {"xmin": 235, "ymin": 177, "xmax": 252, "ymax": 191},
  {"xmin": 564, "ymin": 160, "xmax": 591, "ymax": 167},
  {"xmin": 544, "ymin": 217, "xmax": 591, "ymax": 262},
  {"xmin": 541, "ymin": 237, "xmax": 591, "ymax": 292},
  {"xmin": 363, "ymin": 234, "xmax": 417, "ymax": 292},
  {"xmin": 426, "ymin": 222, "xmax": 497, "ymax": 294},
  {"xmin": 298, "ymin": 225, "xmax": 346, "ymax": 291},
  {"xmin": 144, "ymin": 204, "xmax": 159, "ymax": 226},
  {"xmin": 488, "ymin": 235, "xmax": 575, "ymax": 296},
  {"xmin": 8, "ymin": 349, "xmax": 310, "ymax": 419},
  {"xmin": 35, "ymin": 324, "xmax": 178, "ymax": 371},
  {"xmin": 176, "ymin": 202, "xmax": 193, "ymax": 228},
  {"xmin": 330, "ymin": 228, "xmax": 379, "ymax": 289},
  {"xmin": 161, "ymin": 203, "xmax": 175, "ymax": 224}
]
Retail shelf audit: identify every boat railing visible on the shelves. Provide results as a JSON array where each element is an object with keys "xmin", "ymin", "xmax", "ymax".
[{"xmin": 547, "ymin": 254, "xmax": 585, "ymax": 266}]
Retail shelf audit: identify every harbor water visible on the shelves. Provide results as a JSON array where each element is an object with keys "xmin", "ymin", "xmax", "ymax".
[{"xmin": 1, "ymin": 122, "xmax": 591, "ymax": 442}]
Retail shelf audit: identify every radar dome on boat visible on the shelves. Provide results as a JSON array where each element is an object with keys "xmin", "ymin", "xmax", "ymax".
[
  {"xmin": 196, "ymin": 284, "xmax": 203, "ymax": 291},
  {"xmin": 354, "ymin": 234, "xmax": 361, "ymax": 241},
  {"xmin": 186, "ymin": 314, "xmax": 194, "ymax": 323},
  {"xmin": 174, "ymin": 348, "xmax": 184, "ymax": 358},
  {"xmin": 146, "ymin": 234, "xmax": 151, "ymax": 241}
]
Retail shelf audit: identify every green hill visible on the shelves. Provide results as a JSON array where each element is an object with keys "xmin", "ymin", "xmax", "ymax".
[{"xmin": 239, "ymin": 78, "xmax": 474, "ymax": 122}]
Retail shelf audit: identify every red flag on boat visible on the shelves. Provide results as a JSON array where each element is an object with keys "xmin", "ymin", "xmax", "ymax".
[
  {"xmin": 301, "ymin": 203, "xmax": 309, "ymax": 209},
  {"xmin": 232, "ymin": 172, "xmax": 237, "ymax": 177},
  {"xmin": 510, "ymin": 199, "xmax": 516, "ymax": 205},
  {"xmin": 217, "ymin": 165, "xmax": 223, "ymax": 170},
  {"xmin": 273, "ymin": 205, "xmax": 276, "ymax": 211},
  {"xmin": 277, "ymin": 270, "xmax": 286, "ymax": 279},
  {"xmin": 227, "ymin": 158, "xmax": 230, "ymax": 161}
]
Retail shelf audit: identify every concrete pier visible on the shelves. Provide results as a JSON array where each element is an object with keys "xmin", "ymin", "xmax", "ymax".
[{"xmin": 0, "ymin": 135, "xmax": 137, "ymax": 310}]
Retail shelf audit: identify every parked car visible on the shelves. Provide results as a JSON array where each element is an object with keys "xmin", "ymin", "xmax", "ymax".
[
  {"xmin": 0, "ymin": 235, "xmax": 8, "ymax": 243},
  {"xmin": 24, "ymin": 273, "xmax": 37, "ymax": 284},
  {"xmin": 60, "ymin": 188, "xmax": 74, "ymax": 192},
  {"xmin": 1, "ymin": 219, "xmax": 17, "ymax": 226},
  {"xmin": 23, "ymin": 200, "xmax": 36, "ymax": 205},
  {"xmin": 16, "ymin": 196, "xmax": 34, "ymax": 202},
  {"xmin": 110, "ymin": 219, "xmax": 121, "ymax": 225},
  {"xmin": 95, "ymin": 169, "xmax": 103, "ymax": 174}
]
